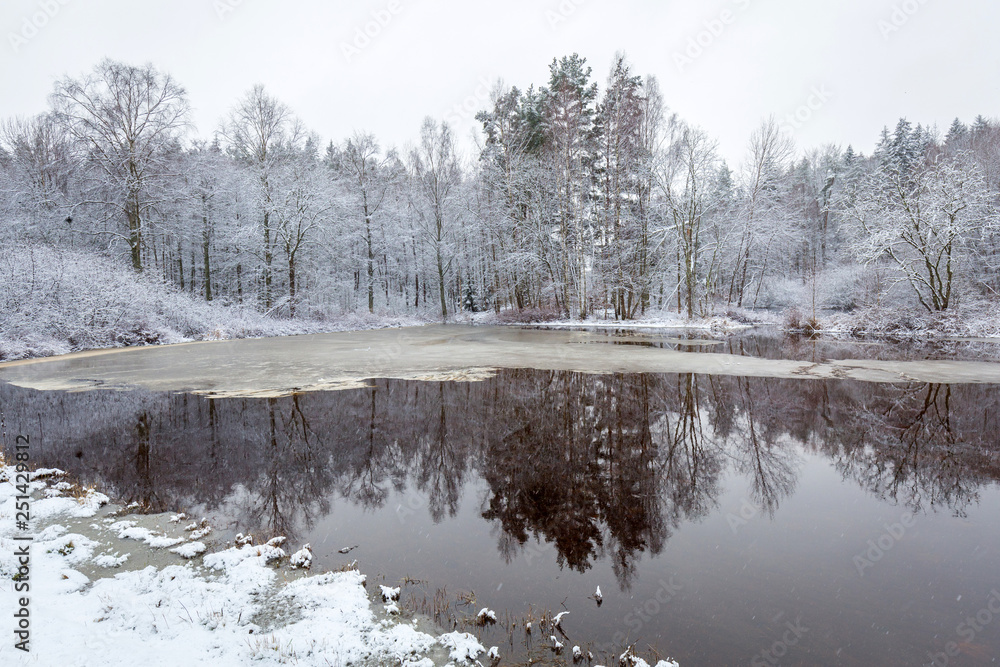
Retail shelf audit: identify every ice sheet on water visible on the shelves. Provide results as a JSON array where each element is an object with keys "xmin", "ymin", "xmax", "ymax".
[{"xmin": 4, "ymin": 325, "xmax": 1000, "ymax": 399}]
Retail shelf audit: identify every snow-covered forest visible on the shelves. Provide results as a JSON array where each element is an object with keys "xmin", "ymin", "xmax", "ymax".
[{"xmin": 4, "ymin": 54, "xmax": 1000, "ymax": 358}]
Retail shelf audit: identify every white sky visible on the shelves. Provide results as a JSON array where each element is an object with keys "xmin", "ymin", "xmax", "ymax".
[{"xmin": 1, "ymin": 0, "xmax": 998, "ymax": 167}]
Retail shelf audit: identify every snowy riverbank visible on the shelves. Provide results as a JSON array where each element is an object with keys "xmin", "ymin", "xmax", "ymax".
[
  {"xmin": 0, "ymin": 245, "xmax": 428, "ymax": 362},
  {"xmin": 487, "ymin": 304, "xmax": 1000, "ymax": 344},
  {"xmin": 0, "ymin": 460, "xmax": 484, "ymax": 666},
  {"xmin": 816, "ymin": 305, "xmax": 1000, "ymax": 341},
  {"xmin": 465, "ymin": 306, "xmax": 773, "ymax": 334},
  {"xmin": 0, "ymin": 459, "xmax": 681, "ymax": 666}
]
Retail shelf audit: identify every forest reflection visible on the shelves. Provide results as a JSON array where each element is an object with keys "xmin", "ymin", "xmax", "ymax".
[{"xmin": 3, "ymin": 366, "xmax": 998, "ymax": 590}]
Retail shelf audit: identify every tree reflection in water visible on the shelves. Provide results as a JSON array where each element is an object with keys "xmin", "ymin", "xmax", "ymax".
[
  {"xmin": 2, "ymin": 367, "xmax": 998, "ymax": 590},
  {"xmin": 834, "ymin": 382, "xmax": 1000, "ymax": 516}
]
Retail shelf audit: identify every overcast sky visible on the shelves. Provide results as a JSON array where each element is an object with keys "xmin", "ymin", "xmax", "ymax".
[{"xmin": 2, "ymin": 0, "xmax": 998, "ymax": 167}]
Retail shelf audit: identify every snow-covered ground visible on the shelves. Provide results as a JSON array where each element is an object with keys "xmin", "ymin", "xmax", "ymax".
[
  {"xmin": 463, "ymin": 306, "xmax": 775, "ymax": 334},
  {"xmin": 0, "ymin": 245, "xmax": 428, "ymax": 362},
  {"xmin": 0, "ymin": 461, "xmax": 488, "ymax": 666},
  {"xmin": 467, "ymin": 304, "xmax": 1000, "ymax": 342},
  {"xmin": 0, "ymin": 460, "xmax": 682, "ymax": 666},
  {"xmin": 819, "ymin": 305, "xmax": 1000, "ymax": 340}
]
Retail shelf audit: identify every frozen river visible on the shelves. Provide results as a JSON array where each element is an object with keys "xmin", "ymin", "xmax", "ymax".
[
  {"xmin": 4, "ymin": 325, "xmax": 1000, "ymax": 395},
  {"xmin": 2, "ymin": 325, "xmax": 999, "ymax": 665}
]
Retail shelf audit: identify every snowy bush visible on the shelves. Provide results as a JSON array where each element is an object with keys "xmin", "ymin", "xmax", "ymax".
[
  {"xmin": 783, "ymin": 308, "xmax": 820, "ymax": 334},
  {"xmin": 493, "ymin": 306, "xmax": 565, "ymax": 324},
  {"xmin": 823, "ymin": 299, "xmax": 1000, "ymax": 339},
  {"xmin": 814, "ymin": 265, "xmax": 864, "ymax": 310},
  {"xmin": 753, "ymin": 277, "xmax": 808, "ymax": 310}
]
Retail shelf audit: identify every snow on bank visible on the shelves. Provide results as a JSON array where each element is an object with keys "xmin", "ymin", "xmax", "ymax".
[
  {"xmin": 615, "ymin": 655, "xmax": 681, "ymax": 667},
  {"xmin": 819, "ymin": 305, "xmax": 1000, "ymax": 341},
  {"xmin": 0, "ymin": 462, "xmax": 482, "ymax": 666},
  {"xmin": 464, "ymin": 306, "xmax": 773, "ymax": 334},
  {"xmin": 479, "ymin": 301, "xmax": 1000, "ymax": 344},
  {"xmin": 0, "ymin": 245, "xmax": 427, "ymax": 362}
]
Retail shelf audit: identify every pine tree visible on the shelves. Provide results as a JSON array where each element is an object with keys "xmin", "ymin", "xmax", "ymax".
[
  {"xmin": 945, "ymin": 118, "xmax": 968, "ymax": 150},
  {"xmin": 541, "ymin": 53, "xmax": 599, "ymax": 317},
  {"xmin": 594, "ymin": 53, "xmax": 645, "ymax": 319}
]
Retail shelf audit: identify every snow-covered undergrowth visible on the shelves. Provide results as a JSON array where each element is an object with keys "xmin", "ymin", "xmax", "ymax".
[
  {"xmin": 0, "ymin": 459, "xmax": 482, "ymax": 666},
  {"xmin": 819, "ymin": 303, "xmax": 1000, "ymax": 340},
  {"xmin": 468, "ymin": 305, "xmax": 777, "ymax": 333},
  {"xmin": 0, "ymin": 246, "xmax": 425, "ymax": 361}
]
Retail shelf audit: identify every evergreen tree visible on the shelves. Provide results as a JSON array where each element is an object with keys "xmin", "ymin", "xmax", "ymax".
[{"xmin": 542, "ymin": 53, "xmax": 599, "ymax": 317}]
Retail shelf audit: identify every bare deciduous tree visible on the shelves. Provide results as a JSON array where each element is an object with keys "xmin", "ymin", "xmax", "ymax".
[
  {"xmin": 845, "ymin": 155, "xmax": 998, "ymax": 311},
  {"xmin": 51, "ymin": 59, "xmax": 190, "ymax": 271},
  {"xmin": 409, "ymin": 118, "xmax": 462, "ymax": 321},
  {"xmin": 221, "ymin": 85, "xmax": 304, "ymax": 309}
]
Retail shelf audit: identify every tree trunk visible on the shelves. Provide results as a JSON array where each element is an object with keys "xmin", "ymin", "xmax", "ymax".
[
  {"xmin": 263, "ymin": 209, "xmax": 273, "ymax": 309},
  {"xmin": 126, "ymin": 198, "xmax": 143, "ymax": 272},
  {"xmin": 436, "ymin": 241, "xmax": 448, "ymax": 320},
  {"xmin": 365, "ymin": 203, "xmax": 375, "ymax": 313},
  {"xmin": 288, "ymin": 247, "xmax": 297, "ymax": 318},
  {"xmin": 177, "ymin": 239, "xmax": 185, "ymax": 290},
  {"xmin": 202, "ymin": 215, "xmax": 212, "ymax": 302}
]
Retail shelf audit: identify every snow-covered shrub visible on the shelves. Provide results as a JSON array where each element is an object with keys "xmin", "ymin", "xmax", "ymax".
[
  {"xmin": 830, "ymin": 305, "xmax": 923, "ymax": 338},
  {"xmin": 850, "ymin": 263, "xmax": 915, "ymax": 310},
  {"xmin": 724, "ymin": 307, "xmax": 765, "ymax": 325},
  {"xmin": 753, "ymin": 277, "xmax": 808, "ymax": 310},
  {"xmin": 814, "ymin": 265, "xmax": 864, "ymax": 310},
  {"xmin": 821, "ymin": 301, "xmax": 999, "ymax": 339},
  {"xmin": 494, "ymin": 306, "xmax": 564, "ymax": 324},
  {"xmin": 782, "ymin": 308, "xmax": 820, "ymax": 334}
]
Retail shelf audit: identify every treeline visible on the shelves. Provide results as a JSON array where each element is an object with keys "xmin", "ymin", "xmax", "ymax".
[{"xmin": 3, "ymin": 54, "xmax": 1000, "ymax": 324}]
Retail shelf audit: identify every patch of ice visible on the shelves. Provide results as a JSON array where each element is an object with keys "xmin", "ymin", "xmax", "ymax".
[
  {"xmin": 115, "ymin": 524, "xmax": 185, "ymax": 548},
  {"xmin": 36, "ymin": 524, "xmax": 68, "ymax": 540},
  {"xmin": 190, "ymin": 526, "xmax": 212, "ymax": 540},
  {"xmin": 203, "ymin": 543, "xmax": 286, "ymax": 571},
  {"xmin": 31, "ymin": 489, "xmax": 109, "ymax": 520},
  {"xmin": 170, "ymin": 541, "xmax": 207, "ymax": 559},
  {"xmin": 93, "ymin": 552, "xmax": 129, "ymax": 568},
  {"xmin": 42, "ymin": 533, "xmax": 99, "ymax": 565}
]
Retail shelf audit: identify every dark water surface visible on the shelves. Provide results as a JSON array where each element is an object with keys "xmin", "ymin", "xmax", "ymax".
[{"xmin": 2, "ymin": 332, "xmax": 1000, "ymax": 666}]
